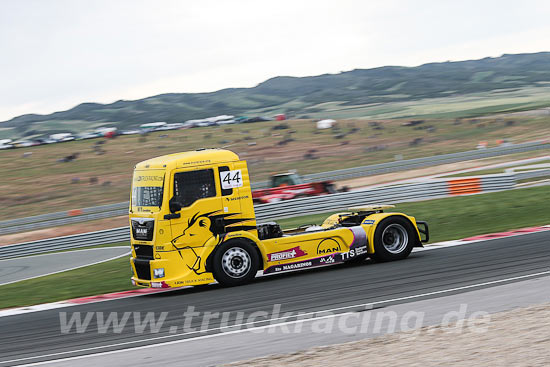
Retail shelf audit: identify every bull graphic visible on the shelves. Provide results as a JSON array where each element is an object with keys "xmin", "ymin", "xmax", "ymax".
[{"xmin": 171, "ymin": 211, "xmax": 255, "ymax": 275}]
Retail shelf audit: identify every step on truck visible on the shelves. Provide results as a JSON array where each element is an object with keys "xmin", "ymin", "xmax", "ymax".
[{"xmin": 129, "ymin": 149, "xmax": 429, "ymax": 287}]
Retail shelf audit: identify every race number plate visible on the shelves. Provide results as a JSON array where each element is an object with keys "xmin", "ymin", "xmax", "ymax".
[{"xmin": 220, "ymin": 169, "xmax": 243, "ymax": 189}]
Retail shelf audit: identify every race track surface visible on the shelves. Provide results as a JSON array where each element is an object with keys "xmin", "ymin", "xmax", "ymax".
[
  {"xmin": 0, "ymin": 231, "xmax": 548, "ymax": 366},
  {"xmin": 0, "ymin": 247, "xmax": 130, "ymax": 286}
]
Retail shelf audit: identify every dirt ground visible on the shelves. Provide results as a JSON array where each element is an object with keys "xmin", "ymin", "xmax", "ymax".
[
  {"xmin": 1, "ymin": 115, "xmax": 548, "ymax": 219},
  {"xmin": 225, "ymin": 303, "xmax": 550, "ymax": 367}
]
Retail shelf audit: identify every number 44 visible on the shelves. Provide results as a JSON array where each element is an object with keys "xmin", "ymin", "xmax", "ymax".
[{"xmin": 221, "ymin": 169, "xmax": 243, "ymax": 188}]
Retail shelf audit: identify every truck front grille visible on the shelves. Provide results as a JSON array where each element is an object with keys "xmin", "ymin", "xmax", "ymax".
[
  {"xmin": 133, "ymin": 244, "xmax": 153, "ymax": 259},
  {"xmin": 133, "ymin": 258, "xmax": 151, "ymax": 280},
  {"xmin": 131, "ymin": 218, "xmax": 155, "ymax": 241}
]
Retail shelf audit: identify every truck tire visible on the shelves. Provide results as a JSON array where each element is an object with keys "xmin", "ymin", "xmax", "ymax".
[
  {"xmin": 370, "ymin": 216, "xmax": 415, "ymax": 262},
  {"xmin": 211, "ymin": 240, "xmax": 260, "ymax": 286}
]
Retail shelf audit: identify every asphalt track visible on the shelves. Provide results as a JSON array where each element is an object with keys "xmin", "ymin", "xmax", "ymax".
[
  {"xmin": 0, "ymin": 231, "xmax": 548, "ymax": 366},
  {"xmin": 0, "ymin": 247, "xmax": 130, "ymax": 286}
]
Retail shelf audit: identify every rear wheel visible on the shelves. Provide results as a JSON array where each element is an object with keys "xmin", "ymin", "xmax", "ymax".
[
  {"xmin": 211, "ymin": 240, "xmax": 259, "ymax": 286},
  {"xmin": 371, "ymin": 216, "xmax": 415, "ymax": 262}
]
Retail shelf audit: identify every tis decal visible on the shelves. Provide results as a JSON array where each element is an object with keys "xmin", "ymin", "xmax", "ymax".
[{"xmin": 171, "ymin": 211, "xmax": 255, "ymax": 275}]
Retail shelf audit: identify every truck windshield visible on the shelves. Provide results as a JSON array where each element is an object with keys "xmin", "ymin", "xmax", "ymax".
[
  {"xmin": 132, "ymin": 169, "xmax": 165, "ymax": 210},
  {"xmin": 132, "ymin": 186, "xmax": 163, "ymax": 207}
]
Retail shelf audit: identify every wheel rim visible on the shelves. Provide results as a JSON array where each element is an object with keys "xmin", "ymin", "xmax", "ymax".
[
  {"xmin": 382, "ymin": 224, "xmax": 409, "ymax": 254},
  {"xmin": 221, "ymin": 247, "xmax": 251, "ymax": 278}
]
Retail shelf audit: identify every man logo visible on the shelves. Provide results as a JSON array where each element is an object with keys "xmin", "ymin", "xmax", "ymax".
[{"xmin": 317, "ymin": 238, "xmax": 341, "ymax": 255}]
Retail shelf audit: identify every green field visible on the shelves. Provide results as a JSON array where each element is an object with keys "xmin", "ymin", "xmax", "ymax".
[
  {"xmin": 1, "ymin": 114, "xmax": 548, "ymax": 220},
  {"xmin": 1, "ymin": 185, "xmax": 549, "ymax": 309},
  {"xmin": 253, "ymin": 85, "xmax": 550, "ymax": 120}
]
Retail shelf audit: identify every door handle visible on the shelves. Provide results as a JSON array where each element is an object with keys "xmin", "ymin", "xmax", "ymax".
[{"xmin": 164, "ymin": 213, "xmax": 181, "ymax": 220}]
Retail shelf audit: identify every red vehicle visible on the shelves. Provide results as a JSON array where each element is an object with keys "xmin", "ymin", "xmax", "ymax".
[{"xmin": 252, "ymin": 172, "xmax": 347, "ymax": 203}]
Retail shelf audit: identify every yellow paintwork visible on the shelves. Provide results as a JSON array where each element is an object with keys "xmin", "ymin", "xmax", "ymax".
[{"xmin": 129, "ymin": 148, "xmax": 423, "ymax": 288}]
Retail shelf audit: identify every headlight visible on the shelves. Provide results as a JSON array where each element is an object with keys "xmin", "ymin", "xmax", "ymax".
[{"xmin": 153, "ymin": 268, "xmax": 165, "ymax": 279}]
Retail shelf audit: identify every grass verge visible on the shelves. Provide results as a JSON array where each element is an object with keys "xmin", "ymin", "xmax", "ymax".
[
  {"xmin": 0, "ymin": 257, "xmax": 132, "ymax": 309},
  {"xmin": 1, "ymin": 185, "xmax": 549, "ymax": 309}
]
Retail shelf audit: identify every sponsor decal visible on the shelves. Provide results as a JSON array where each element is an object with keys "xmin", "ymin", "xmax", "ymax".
[
  {"xmin": 264, "ymin": 254, "xmax": 346, "ymax": 274},
  {"xmin": 317, "ymin": 238, "xmax": 342, "ymax": 255},
  {"xmin": 268, "ymin": 246, "xmax": 307, "ymax": 262},
  {"xmin": 363, "ymin": 219, "xmax": 375, "ymax": 225},
  {"xmin": 182, "ymin": 160, "xmax": 211, "ymax": 166},
  {"xmin": 225, "ymin": 195, "xmax": 249, "ymax": 201},
  {"xmin": 340, "ymin": 245, "xmax": 368, "ymax": 261},
  {"xmin": 320, "ymin": 255, "xmax": 335, "ymax": 264},
  {"xmin": 134, "ymin": 175, "xmax": 164, "ymax": 182},
  {"xmin": 281, "ymin": 261, "xmax": 312, "ymax": 271},
  {"xmin": 136, "ymin": 228, "xmax": 148, "ymax": 235}
]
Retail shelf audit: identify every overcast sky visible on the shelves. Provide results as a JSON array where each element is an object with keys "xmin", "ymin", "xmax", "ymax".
[{"xmin": 1, "ymin": 0, "xmax": 549, "ymax": 121}]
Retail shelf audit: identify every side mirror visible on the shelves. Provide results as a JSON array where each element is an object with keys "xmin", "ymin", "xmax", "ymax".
[{"xmin": 169, "ymin": 197, "xmax": 182, "ymax": 213}]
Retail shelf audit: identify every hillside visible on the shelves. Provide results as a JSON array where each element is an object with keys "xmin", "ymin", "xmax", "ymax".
[{"xmin": 2, "ymin": 52, "xmax": 550, "ymax": 138}]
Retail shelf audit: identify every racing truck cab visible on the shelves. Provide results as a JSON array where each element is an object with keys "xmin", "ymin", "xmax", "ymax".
[{"xmin": 129, "ymin": 148, "xmax": 428, "ymax": 288}]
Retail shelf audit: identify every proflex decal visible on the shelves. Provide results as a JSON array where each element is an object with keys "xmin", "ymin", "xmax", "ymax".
[{"xmin": 267, "ymin": 246, "xmax": 307, "ymax": 262}]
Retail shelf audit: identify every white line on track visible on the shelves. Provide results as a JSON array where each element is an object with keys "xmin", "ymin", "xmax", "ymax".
[
  {"xmin": 4, "ymin": 270, "xmax": 550, "ymax": 366},
  {"xmin": 0, "ymin": 246, "xmax": 131, "ymax": 286}
]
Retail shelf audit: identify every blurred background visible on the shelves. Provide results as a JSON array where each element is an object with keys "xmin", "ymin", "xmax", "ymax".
[
  {"xmin": 0, "ymin": 0, "xmax": 549, "ymax": 346},
  {"xmin": 1, "ymin": 1, "xmax": 550, "ymax": 366}
]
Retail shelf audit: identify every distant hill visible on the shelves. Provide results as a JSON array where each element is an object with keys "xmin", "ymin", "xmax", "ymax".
[{"xmin": 3, "ymin": 52, "xmax": 550, "ymax": 137}]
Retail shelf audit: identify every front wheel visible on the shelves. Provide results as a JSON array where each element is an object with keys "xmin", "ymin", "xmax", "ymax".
[
  {"xmin": 370, "ymin": 216, "xmax": 416, "ymax": 262},
  {"xmin": 211, "ymin": 240, "xmax": 259, "ymax": 286}
]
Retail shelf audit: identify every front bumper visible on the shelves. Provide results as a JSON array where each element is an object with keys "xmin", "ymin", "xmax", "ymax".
[{"xmin": 130, "ymin": 250, "xmax": 215, "ymax": 288}]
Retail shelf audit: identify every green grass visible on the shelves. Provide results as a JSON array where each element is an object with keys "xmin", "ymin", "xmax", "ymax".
[
  {"xmin": 0, "ymin": 257, "xmax": 133, "ymax": 309},
  {"xmin": 1, "ymin": 185, "xmax": 549, "ymax": 309},
  {"xmin": 517, "ymin": 176, "xmax": 550, "ymax": 184}
]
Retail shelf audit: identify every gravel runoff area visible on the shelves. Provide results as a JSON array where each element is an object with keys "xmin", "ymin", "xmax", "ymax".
[{"xmin": 225, "ymin": 303, "xmax": 550, "ymax": 367}]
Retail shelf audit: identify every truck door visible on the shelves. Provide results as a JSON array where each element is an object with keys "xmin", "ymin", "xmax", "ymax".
[
  {"xmin": 167, "ymin": 167, "xmax": 224, "ymax": 273},
  {"xmin": 167, "ymin": 165, "xmax": 254, "ymax": 273},
  {"xmin": 168, "ymin": 166, "xmax": 221, "ymax": 245}
]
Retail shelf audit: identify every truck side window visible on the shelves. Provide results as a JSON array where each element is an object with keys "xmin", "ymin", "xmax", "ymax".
[
  {"xmin": 219, "ymin": 166, "xmax": 233, "ymax": 196},
  {"xmin": 173, "ymin": 169, "xmax": 216, "ymax": 207}
]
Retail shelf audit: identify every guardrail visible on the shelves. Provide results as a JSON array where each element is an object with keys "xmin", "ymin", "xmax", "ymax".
[
  {"xmin": 252, "ymin": 140, "xmax": 549, "ymax": 188},
  {"xmin": 0, "ymin": 175, "xmax": 517, "ymax": 259},
  {"xmin": 0, "ymin": 140, "xmax": 547, "ymax": 236},
  {"xmin": 0, "ymin": 228, "xmax": 130, "ymax": 259},
  {"xmin": 514, "ymin": 168, "xmax": 550, "ymax": 181}
]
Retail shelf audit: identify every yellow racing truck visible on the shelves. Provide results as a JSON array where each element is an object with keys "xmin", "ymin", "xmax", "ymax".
[{"xmin": 129, "ymin": 149, "xmax": 428, "ymax": 287}]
